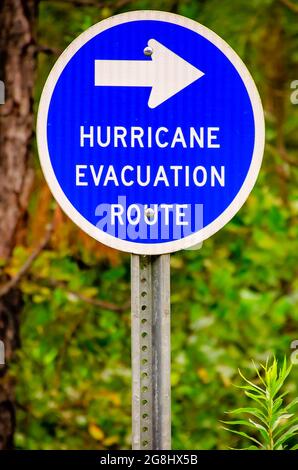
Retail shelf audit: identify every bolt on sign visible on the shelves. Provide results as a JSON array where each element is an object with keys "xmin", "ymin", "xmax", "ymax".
[{"xmin": 37, "ymin": 11, "xmax": 264, "ymax": 255}]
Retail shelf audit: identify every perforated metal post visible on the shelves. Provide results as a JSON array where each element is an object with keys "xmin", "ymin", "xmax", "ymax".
[{"xmin": 131, "ymin": 254, "xmax": 171, "ymax": 450}]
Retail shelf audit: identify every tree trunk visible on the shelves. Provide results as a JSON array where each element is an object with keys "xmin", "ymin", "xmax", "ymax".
[{"xmin": 0, "ymin": 0, "xmax": 37, "ymax": 449}]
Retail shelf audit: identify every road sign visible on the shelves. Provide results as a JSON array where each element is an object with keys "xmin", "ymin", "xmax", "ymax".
[{"xmin": 37, "ymin": 11, "xmax": 265, "ymax": 255}]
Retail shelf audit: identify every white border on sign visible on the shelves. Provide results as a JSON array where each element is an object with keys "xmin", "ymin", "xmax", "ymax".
[{"xmin": 37, "ymin": 10, "xmax": 265, "ymax": 255}]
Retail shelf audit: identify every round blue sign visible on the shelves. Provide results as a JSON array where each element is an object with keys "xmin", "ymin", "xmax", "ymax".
[{"xmin": 37, "ymin": 11, "xmax": 264, "ymax": 254}]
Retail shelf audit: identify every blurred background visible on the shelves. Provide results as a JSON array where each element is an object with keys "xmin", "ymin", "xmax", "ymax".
[{"xmin": 0, "ymin": 0, "xmax": 297, "ymax": 450}]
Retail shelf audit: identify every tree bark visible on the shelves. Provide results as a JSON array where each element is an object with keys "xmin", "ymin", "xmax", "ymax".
[{"xmin": 0, "ymin": 0, "xmax": 37, "ymax": 449}]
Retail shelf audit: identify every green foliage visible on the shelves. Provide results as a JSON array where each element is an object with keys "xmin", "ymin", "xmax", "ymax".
[
  {"xmin": 223, "ymin": 357, "xmax": 298, "ymax": 449},
  {"xmin": 8, "ymin": 0, "xmax": 298, "ymax": 450}
]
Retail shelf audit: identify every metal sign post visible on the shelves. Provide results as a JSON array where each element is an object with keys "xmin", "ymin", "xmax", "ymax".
[{"xmin": 131, "ymin": 254, "xmax": 171, "ymax": 450}]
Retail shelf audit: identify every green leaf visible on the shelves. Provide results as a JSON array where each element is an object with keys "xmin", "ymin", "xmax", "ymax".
[
  {"xmin": 229, "ymin": 407, "xmax": 268, "ymax": 426},
  {"xmin": 222, "ymin": 427, "xmax": 264, "ymax": 448},
  {"xmin": 273, "ymin": 418, "xmax": 298, "ymax": 440},
  {"xmin": 244, "ymin": 391, "xmax": 267, "ymax": 410},
  {"xmin": 274, "ymin": 425, "xmax": 298, "ymax": 449},
  {"xmin": 238, "ymin": 369, "xmax": 266, "ymax": 393},
  {"xmin": 285, "ymin": 398, "xmax": 298, "ymax": 412},
  {"xmin": 222, "ymin": 419, "xmax": 262, "ymax": 428},
  {"xmin": 248, "ymin": 419, "xmax": 267, "ymax": 432},
  {"xmin": 272, "ymin": 414, "xmax": 294, "ymax": 431}
]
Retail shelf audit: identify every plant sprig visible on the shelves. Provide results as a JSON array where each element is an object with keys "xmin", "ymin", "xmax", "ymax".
[{"xmin": 222, "ymin": 357, "xmax": 298, "ymax": 450}]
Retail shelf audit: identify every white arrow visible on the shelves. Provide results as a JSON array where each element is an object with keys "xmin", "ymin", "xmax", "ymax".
[{"xmin": 94, "ymin": 39, "xmax": 205, "ymax": 109}]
